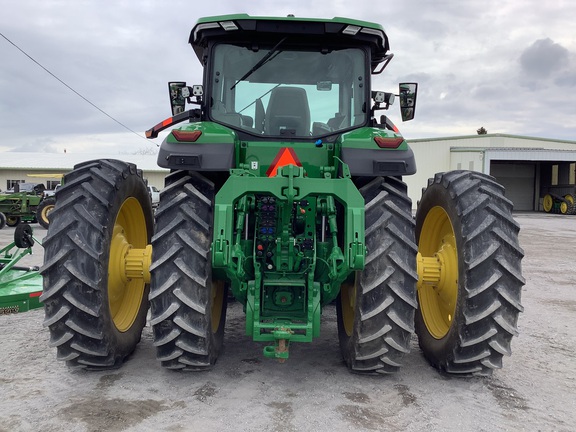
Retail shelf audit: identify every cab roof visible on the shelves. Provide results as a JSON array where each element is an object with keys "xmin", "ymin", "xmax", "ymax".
[{"xmin": 189, "ymin": 14, "xmax": 390, "ymax": 72}]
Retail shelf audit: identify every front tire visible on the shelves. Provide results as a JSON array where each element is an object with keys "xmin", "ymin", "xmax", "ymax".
[
  {"xmin": 337, "ymin": 176, "xmax": 418, "ymax": 374},
  {"xmin": 562, "ymin": 194, "xmax": 575, "ymax": 215},
  {"xmin": 41, "ymin": 159, "xmax": 154, "ymax": 369},
  {"xmin": 37, "ymin": 197, "xmax": 56, "ymax": 229},
  {"xmin": 149, "ymin": 171, "xmax": 227, "ymax": 370},
  {"xmin": 415, "ymin": 171, "xmax": 525, "ymax": 376}
]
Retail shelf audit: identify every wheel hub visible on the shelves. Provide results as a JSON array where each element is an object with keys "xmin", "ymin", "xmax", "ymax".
[
  {"xmin": 107, "ymin": 197, "xmax": 151, "ymax": 332},
  {"xmin": 417, "ymin": 206, "xmax": 458, "ymax": 339}
]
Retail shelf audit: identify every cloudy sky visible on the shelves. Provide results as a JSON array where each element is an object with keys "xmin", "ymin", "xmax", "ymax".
[{"xmin": 1, "ymin": 0, "xmax": 575, "ymax": 155}]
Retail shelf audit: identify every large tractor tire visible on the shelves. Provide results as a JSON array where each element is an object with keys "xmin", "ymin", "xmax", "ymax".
[
  {"xmin": 41, "ymin": 159, "xmax": 154, "ymax": 369},
  {"xmin": 36, "ymin": 197, "xmax": 56, "ymax": 229},
  {"xmin": 415, "ymin": 171, "xmax": 524, "ymax": 376},
  {"xmin": 337, "ymin": 176, "xmax": 418, "ymax": 374},
  {"xmin": 149, "ymin": 170, "xmax": 227, "ymax": 370}
]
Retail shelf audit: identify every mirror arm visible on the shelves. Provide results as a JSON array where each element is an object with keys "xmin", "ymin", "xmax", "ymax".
[
  {"xmin": 370, "ymin": 101, "xmax": 391, "ymax": 119},
  {"xmin": 186, "ymin": 95, "xmax": 202, "ymax": 105}
]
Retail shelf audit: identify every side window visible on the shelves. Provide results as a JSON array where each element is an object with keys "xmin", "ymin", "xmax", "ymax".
[{"xmin": 6, "ymin": 179, "xmax": 24, "ymax": 190}]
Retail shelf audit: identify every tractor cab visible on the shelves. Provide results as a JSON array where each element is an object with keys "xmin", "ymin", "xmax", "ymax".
[
  {"xmin": 201, "ymin": 39, "xmax": 369, "ymax": 140},
  {"xmin": 153, "ymin": 15, "xmax": 417, "ymax": 139},
  {"xmin": 149, "ymin": 14, "xmax": 418, "ymax": 177}
]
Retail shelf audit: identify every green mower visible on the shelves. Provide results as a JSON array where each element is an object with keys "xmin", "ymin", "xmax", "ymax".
[{"xmin": 0, "ymin": 224, "xmax": 43, "ymax": 314}]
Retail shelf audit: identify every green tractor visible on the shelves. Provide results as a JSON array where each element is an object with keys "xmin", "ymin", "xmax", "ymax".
[
  {"xmin": 41, "ymin": 14, "xmax": 524, "ymax": 375},
  {"xmin": 0, "ymin": 183, "xmax": 48, "ymax": 229}
]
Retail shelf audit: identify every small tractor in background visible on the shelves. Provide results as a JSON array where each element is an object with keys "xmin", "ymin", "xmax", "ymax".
[
  {"xmin": 542, "ymin": 191, "xmax": 576, "ymax": 215},
  {"xmin": 24, "ymin": 174, "xmax": 64, "ymax": 228},
  {"xmin": 41, "ymin": 14, "xmax": 524, "ymax": 376},
  {"xmin": 0, "ymin": 183, "xmax": 53, "ymax": 229}
]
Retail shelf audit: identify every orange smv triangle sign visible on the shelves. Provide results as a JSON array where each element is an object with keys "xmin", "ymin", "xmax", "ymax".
[{"xmin": 266, "ymin": 147, "xmax": 302, "ymax": 177}]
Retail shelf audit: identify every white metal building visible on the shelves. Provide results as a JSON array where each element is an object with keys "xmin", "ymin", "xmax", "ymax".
[
  {"xmin": 1, "ymin": 134, "xmax": 575, "ymax": 211},
  {"xmin": 406, "ymin": 134, "xmax": 576, "ymax": 211},
  {"xmin": 0, "ymin": 153, "xmax": 167, "ymax": 193}
]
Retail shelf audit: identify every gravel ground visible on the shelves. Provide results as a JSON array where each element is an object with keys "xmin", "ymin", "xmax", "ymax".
[{"xmin": 1, "ymin": 213, "xmax": 575, "ymax": 432}]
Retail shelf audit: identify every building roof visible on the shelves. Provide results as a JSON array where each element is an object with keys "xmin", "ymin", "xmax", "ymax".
[
  {"xmin": 0, "ymin": 152, "xmax": 166, "ymax": 171},
  {"xmin": 408, "ymin": 133, "xmax": 576, "ymax": 145}
]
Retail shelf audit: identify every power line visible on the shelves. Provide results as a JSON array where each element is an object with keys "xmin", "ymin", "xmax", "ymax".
[{"xmin": 0, "ymin": 31, "xmax": 149, "ymax": 142}]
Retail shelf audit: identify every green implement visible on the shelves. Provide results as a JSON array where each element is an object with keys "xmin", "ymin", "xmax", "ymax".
[{"xmin": 0, "ymin": 224, "xmax": 43, "ymax": 314}]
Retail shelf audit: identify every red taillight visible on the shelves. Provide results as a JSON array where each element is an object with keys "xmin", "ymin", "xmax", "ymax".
[
  {"xmin": 374, "ymin": 136, "xmax": 404, "ymax": 149},
  {"xmin": 172, "ymin": 130, "xmax": 202, "ymax": 142},
  {"xmin": 29, "ymin": 292, "xmax": 42, "ymax": 298}
]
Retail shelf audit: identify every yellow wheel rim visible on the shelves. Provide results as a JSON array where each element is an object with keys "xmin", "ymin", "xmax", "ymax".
[
  {"xmin": 560, "ymin": 201, "xmax": 568, "ymax": 214},
  {"xmin": 340, "ymin": 274, "xmax": 357, "ymax": 337},
  {"xmin": 211, "ymin": 280, "xmax": 225, "ymax": 333},
  {"xmin": 417, "ymin": 206, "xmax": 458, "ymax": 339},
  {"xmin": 563, "ymin": 194, "xmax": 574, "ymax": 215},
  {"xmin": 543, "ymin": 194, "xmax": 553, "ymax": 212},
  {"xmin": 41, "ymin": 204, "xmax": 54, "ymax": 222},
  {"xmin": 108, "ymin": 197, "xmax": 148, "ymax": 332}
]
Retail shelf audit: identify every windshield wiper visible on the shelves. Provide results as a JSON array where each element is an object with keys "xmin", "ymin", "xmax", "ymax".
[{"xmin": 230, "ymin": 37, "xmax": 287, "ymax": 90}]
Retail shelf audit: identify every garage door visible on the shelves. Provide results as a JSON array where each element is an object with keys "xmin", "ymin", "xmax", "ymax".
[{"xmin": 490, "ymin": 163, "xmax": 535, "ymax": 211}]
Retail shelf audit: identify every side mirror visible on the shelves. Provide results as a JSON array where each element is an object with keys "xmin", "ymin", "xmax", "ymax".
[
  {"xmin": 169, "ymin": 82, "xmax": 187, "ymax": 116},
  {"xmin": 399, "ymin": 82, "xmax": 418, "ymax": 121}
]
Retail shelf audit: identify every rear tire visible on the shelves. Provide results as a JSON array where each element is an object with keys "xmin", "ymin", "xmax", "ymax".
[
  {"xmin": 37, "ymin": 197, "xmax": 56, "ymax": 229},
  {"xmin": 6, "ymin": 216, "xmax": 20, "ymax": 227},
  {"xmin": 542, "ymin": 194, "xmax": 553, "ymax": 213},
  {"xmin": 337, "ymin": 176, "xmax": 418, "ymax": 374},
  {"xmin": 415, "ymin": 171, "xmax": 524, "ymax": 376},
  {"xmin": 563, "ymin": 194, "xmax": 575, "ymax": 215},
  {"xmin": 41, "ymin": 159, "xmax": 154, "ymax": 369},
  {"xmin": 0, "ymin": 212, "xmax": 5, "ymax": 230},
  {"xmin": 149, "ymin": 170, "xmax": 227, "ymax": 370}
]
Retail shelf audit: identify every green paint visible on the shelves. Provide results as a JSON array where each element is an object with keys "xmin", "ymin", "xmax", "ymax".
[
  {"xmin": 158, "ymin": 12, "xmax": 417, "ymax": 361},
  {"xmin": 212, "ymin": 163, "xmax": 364, "ymax": 349},
  {"xmin": 0, "ymin": 239, "xmax": 43, "ymax": 315}
]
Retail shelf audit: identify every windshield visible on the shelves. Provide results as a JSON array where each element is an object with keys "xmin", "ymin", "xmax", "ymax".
[{"xmin": 209, "ymin": 43, "xmax": 367, "ymax": 138}]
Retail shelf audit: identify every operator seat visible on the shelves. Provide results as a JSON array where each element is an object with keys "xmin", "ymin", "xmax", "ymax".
[{"xmin": 265, "ymin": 87, "xmax": 310, "ymax": 136}]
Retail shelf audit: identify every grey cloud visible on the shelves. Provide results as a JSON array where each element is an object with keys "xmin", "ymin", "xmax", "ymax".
[
  {"xmin": 554, "ymin": 71, "xmax": 576, "ymax": 88},
  {"xmin": 519, "ymin": 38, "xmax": 569, "ymax": 78},
  {"xmin": 2, "ymin": 1, "xmax": 576, "ymax": 150}
]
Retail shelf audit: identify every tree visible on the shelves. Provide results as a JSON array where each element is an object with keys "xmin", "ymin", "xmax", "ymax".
[
  {"xmin": 477, "ymin": 127, "xmax": 488, "ymax": 135},
  {"xmin": 131, "ymin": 146, "xmax": 158, "ymax": 155}
]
